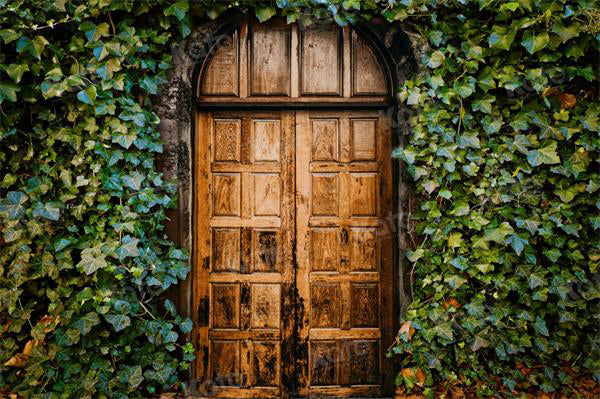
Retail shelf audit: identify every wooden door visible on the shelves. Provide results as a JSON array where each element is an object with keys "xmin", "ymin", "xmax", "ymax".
[
  {"xmin": 195, "ymin": 111, "xmax": 296, "ymax": 398},
  {"xmin": 195, "ymin": 109, "xmax": 393, "ymax": 398},
  {"xmin": 194, "ymin": 19, "xmax": 396, "ymax": 398},
  {"xmin": 295, "ymin": 110, "xmax": 394, "ymax": 397}
]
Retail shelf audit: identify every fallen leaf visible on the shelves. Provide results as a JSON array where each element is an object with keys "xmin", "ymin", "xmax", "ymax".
[{"xmin": 559, "ymin": 93, "xmax": 576, "ymax": 109}]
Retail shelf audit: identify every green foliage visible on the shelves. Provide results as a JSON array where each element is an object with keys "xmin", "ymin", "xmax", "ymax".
[
  {"xmin": 0, "ymin": 1, "xmax": 194, "ymax": 397},
  {"xmin": 386, "ymin": 0, "xmax": 599, "ymax": 396},
  {"xmin": 1, "ymin": 0, "xmax": 598, "ymax": 398}
]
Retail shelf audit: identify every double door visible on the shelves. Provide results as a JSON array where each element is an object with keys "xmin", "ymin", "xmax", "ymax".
[{"xmin": 194, "ymin": 109, "xmax": 394, "ymax": 398}]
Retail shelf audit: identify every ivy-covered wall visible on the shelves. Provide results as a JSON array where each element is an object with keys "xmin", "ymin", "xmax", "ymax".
[{"xmin": 0, "ymin": 1, "xmax": 598, "ymax": 398}]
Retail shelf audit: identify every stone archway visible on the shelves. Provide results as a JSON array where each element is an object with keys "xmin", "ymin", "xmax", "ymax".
[{"xmin": 153, "ymin": 14, "xmax": 418, "ymax": 397}]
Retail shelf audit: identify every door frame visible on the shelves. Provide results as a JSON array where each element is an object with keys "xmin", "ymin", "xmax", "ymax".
[{"xmin": 188, "ymin": 16, "xmax": 404, "ymax": 397}]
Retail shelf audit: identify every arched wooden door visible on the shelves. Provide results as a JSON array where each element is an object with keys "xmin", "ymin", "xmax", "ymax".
[{"xmin": 193, "ymin": 19, "xmax": 396, "ymax": 398}]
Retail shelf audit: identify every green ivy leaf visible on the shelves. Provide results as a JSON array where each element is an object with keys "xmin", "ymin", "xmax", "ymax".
[
  {"xmin": 255, "ymin": 6, "xmax": 276, "ymax": 22},
  {"xmin": 543, "ymin": 248, "xmax": 561, "ymax": 262},
  {"xmin": 164, "ymin": 0, "xmax": 189, "ymax": 21},
  {"xmin": 164, "ymin": 299, "xmax": 177, "ymax": 316},
  {"xmin": 77, "ymin": 85, "xmax": 97, "ymax": 105},
  {"xmin": 434, "ymin": 323, "xmax": 454, "ymax": 340},
  {"xmin": 427, "ymin": 51, "xmax": 445, "ymax": 68},
  {"xmin": 112, "ymin": 133, "xmax": 137, "ymax": 149},
  {"xmin": 450, "ymin": 201, "xmax": 470, "ymax": 216},
  {"xmin": 446, "ymin": 274, "xmax": 467, "ymax": 289},
  {"xmin": 521, "ymin": 30, "xmax": 549, "ymax": 54},
  {"xmin": 180, "ymin": 318, "xmax": 193, "ymax": 333},
  {"xmin": 533, "ymin": 316, "xmax": 549, "ymax": 336},
  {"xmin": 505, "ymin": 234, "xmax": 528, "ymax": 255},
  {"xmin": 5, "ymin": 64, "xmax": 29, "ymax": 83},
  {"xmin": 15, "ymin": 35, "xmax": 49, "ymax": 59},
  {"xmin": 72, "ymin": 312, "xmax": 100, "ymax": 335},
  {"xmin": 528, "ymin": 272, "xmax": 546, "ymax": 289},
  {"xmin": 78, "ymin": 248, "xmax": 108, "ymax": 274},
  {"xmin": 0, "ymin": 191, "xmax": 28, "ymax": 220},
  {"xmin": 122, "ymin": 172, "xmax": 145, "ymax": 191},
  {"xmin": 406, "ymin": 249, "xmax": 424, "ymax": 262},
  {"xmin": 104, "ymin": 314, "xmax": 131, "ymax": 332},
  {"xmin": 471, "ymin": 335, "xmax": 490, "ymax": 351},
  {"xmin": 488, "ymin": 26, "xmax": 516, "ymax": 50},
  {"xmin": 128, "ymin": 366, "xmax": 144, "ymax": 388},
  {"xmin": 0, "ymin": 28, "xmax": 19, "ymax": 43},
  {"xmin": 551, "ymin": 20, "xmax": 579, "ymax": 43},
  {"xmin": 450, "ymin": 256, "xmax": 468, "ymax": 271},
  {"xmin": 54, "ymin": 238, "xmax": 72, "ymax": 251},
  {"xmin": 457, "ymin": 132, "xmax": 480, "ymax": 149},
  {"xmin": 527, "ymin": 142, "xmax": 560, "ymax": 166},
  {"xmin": 116, "ymin": 235, "xmax": 140, "ymax": 260},
  {"xmin": 32, "ymin": 202, "xmax": 61, "ymax": 221},
  {"xmin": 79, "ymin": 22, "xmax": 109, "ymax": 43},
  {"xmin": 483, "ymin": 222, "xmax": 515, "ymax": 244},
  {"xmin": 140, "ymin": 76, "xmax": 158, "ymax": 94},
  {"xmin": 0, "ymin": 80, "xmax": 19, "ymax": 103}
]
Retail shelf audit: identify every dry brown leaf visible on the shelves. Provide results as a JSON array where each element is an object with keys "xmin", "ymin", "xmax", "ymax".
[
  {"xmin": 400, "ymin": 367, "xmax": 426, "ymax": 386},
  {"xmin": 3, "ymin": 340, "xmax": 42, "ymax": 368},
  {"xmin": 39, "ymin": 315, "xmax": 60, "ymax": 333},
  {"xmin": 4, "ymin": 353, "xmax": 28, "ymax": 368},
  {"xmin": 450, "ymin": 385, "xmax": 464, "ymax": 399},
  {"xmin": 1, "ymin": 320, "xmax": 12, "ymax": 334},
  {"xmin": 443, "ymin": 298, "xmax": 461, "ymax": 310},
  {"xmin": 559, "ymin": 93, "xmax": 576, "ymax": 109},
  {"xmin": 22, "ymin": 339, "xmax": 42, "ymax": 356},
  {"xmin": 399, "ymin": 321, "xmax": 416, "ymax": 341},
  {"xmin": 394, "ymin": 386, "xmax": 425, "ymax": 399},
  {"xmin": 415, "ymin": 368, "xmax": 426, "ymax": 386}
]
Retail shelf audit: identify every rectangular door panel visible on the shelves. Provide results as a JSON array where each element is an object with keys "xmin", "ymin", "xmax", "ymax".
[
  {"xmin": 196, "ymin": 109, "xmax": 393, "ymax": 398},
  {"xmin": 295, "ymin": 110, "xmax": 394, "ymax": 397},
  {"xmin": 195, "ymin": 111, "xmax": 295, "ymax": 398}
]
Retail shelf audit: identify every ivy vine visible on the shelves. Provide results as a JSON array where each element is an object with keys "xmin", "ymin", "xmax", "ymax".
[{"xmin": 0, "ymin": 0, "xmax": 598, "ymax": 398}]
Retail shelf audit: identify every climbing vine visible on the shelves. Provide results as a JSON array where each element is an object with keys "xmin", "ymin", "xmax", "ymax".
[
  {"xmin": 0, "ymin": 0, "xmax": 598, "ymax": 398},
  {"xmin": 0, "ymin": 1, "xmax": 194, "ymax": 398}
]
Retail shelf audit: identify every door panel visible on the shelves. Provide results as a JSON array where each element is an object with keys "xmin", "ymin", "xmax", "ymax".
[
  {"xmin": 295, "ymin": 110, "xmax": 393, "ymax": 397},
  {"xmin": 196, "ymin": 110, "xmax": 393, "ymax": 398},
  {"xmin": 195, "ymin": 111, "xmax": 295, "ymax": 398}
]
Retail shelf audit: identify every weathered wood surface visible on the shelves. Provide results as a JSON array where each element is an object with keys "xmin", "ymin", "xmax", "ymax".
[
  {"xmin": 295, "ymin": 110, "xmax": 393, "ymax": 397},
  {"xmin": 198, "ymin": 21, "xmax": 390, "ymax": 103},
  {"xmin": 194, "ymin": 21, "xmax": 395, "ymax": 399},
  {"xmin": 195, "ymin": 111, "xmax": 294, "ymax": 398}
]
